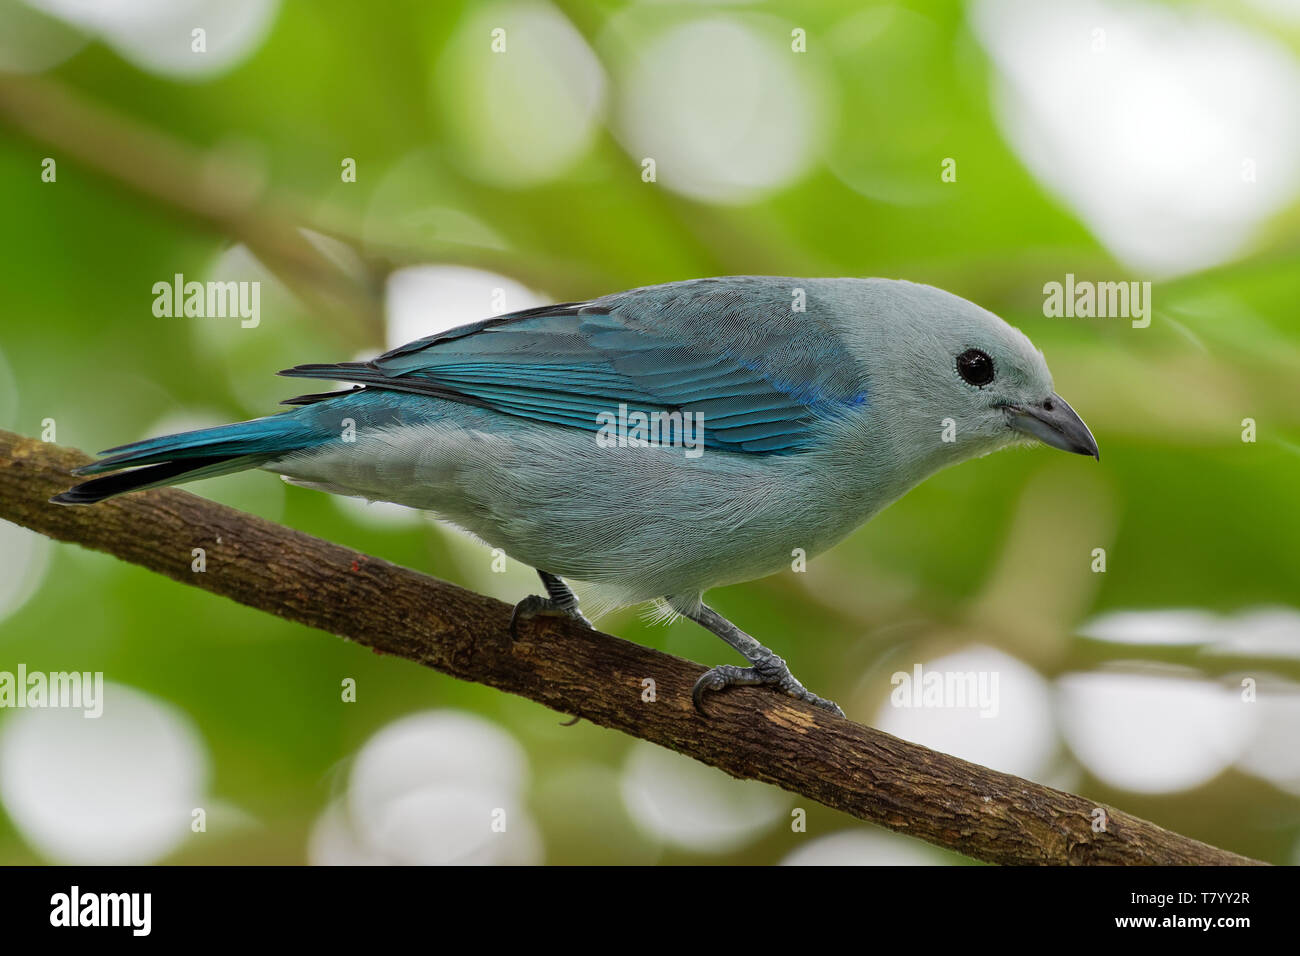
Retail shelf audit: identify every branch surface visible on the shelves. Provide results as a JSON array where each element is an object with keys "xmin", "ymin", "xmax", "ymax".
[{"xmin": 0, "ymin": 430, "xmax": 1263, "ymax": 866}]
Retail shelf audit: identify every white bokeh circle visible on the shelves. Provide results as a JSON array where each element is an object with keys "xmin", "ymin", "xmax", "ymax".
[
  {"xmin": 0, "ymin": 682, "xmax": 208, "ymax": 863},
  {"xmin": 872, "ymin": 645, "xmax": 1057, "ymax": 779},
  {"xmin": 1057, "ymin": 670, "xmax": 1256, "ymax": 793},
  {"xmin": 615, "ymin": 17, "xmax": 822, "ymax": 204},
  {"xmin": 620, "ymin": 740, "xmax": 789, "ymax": 853},
  {"xmin": 338, "ymin": 710, "xmax": 542, "ymax": 865},
  {"xmin": 972, "ymin": 0, "xmax": 1300, "ymax": 276}
]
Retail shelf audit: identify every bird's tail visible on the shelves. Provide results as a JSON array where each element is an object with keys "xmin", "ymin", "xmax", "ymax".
[{"xmin": 52, "ymin": 411, "xmax": 328, "ymax": 505}]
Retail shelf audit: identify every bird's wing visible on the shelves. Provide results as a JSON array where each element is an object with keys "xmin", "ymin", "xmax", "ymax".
[{"xmin": 280, "ymin": 282, "xmax": 867, "ymax": 455}]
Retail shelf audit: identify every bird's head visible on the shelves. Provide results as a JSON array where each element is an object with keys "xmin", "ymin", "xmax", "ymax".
[{"xmin": 838, "ymin": 279, "xmax": 1099, "ymax": 469}]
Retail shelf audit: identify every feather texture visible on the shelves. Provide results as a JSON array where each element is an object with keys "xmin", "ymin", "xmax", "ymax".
[{"xmin": 280, "ymin": 278, "xmax": 870, "ymax": 454}]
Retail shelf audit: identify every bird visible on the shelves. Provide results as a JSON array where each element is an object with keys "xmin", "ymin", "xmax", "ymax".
[{"xmin": 54, "ymin": 276, "xmax": 1098, "ymax": 717}]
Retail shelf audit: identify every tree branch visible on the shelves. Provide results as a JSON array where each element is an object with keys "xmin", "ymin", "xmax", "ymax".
[{"xmin": 0, "ymin": 430, "xmax": 1263, "ymax": 866}]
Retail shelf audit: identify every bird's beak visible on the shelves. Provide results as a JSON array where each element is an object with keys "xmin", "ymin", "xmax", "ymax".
[{"xmin": 1004, "ymin": 393, "xmax": 1099, "ymax": 460}]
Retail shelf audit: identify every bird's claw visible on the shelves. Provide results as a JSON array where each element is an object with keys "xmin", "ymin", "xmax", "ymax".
[
  {"xmin": 508, "ymin": 594, "xmax": 594, "ymax": 640},
  {"xmin": 692, "ymin": 655, "xmax": 845, "ymax": 717}
]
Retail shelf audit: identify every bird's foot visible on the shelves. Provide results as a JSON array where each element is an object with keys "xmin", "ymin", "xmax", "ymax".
[
  {"xmin": 508, "ymin": 594, "xmax": 594, "ymax": 640},
  {"xmin": 693, "ymin": 652, "xmax": 845, "ymax": 717}
]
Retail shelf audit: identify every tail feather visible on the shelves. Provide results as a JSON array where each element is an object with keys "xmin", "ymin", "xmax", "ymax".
[
  {"xmin": 53, "ymin": 411, "xmax": 329, "ymax": 506},
  {"xmin": 78, "ymin": 415, "xmax": 324, "ymax": 476},
  {"xmin": 52, "ymin": 454, "xmax": 262, "ymax": 505}
]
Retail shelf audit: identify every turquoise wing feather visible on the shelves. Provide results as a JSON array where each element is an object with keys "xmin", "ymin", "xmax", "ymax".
[{"xmin": 280, "ymin": 278, "xmax": 869, "ymax": 454}]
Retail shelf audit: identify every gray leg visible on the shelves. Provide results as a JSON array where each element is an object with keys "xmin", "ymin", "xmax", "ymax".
[
  {"xmin": 509, "ymin": 570, "xmax": 593, "ymax": 639},
  {"xmin": 670, "ymin": 597, "xmax": 844, "ymax": 717}
]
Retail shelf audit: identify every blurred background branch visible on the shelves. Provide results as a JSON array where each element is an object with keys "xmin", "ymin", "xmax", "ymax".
[
  {"xmin": 0, "ymin": 71, "xmax": 384, "ymax": 345},
  {"xmin": 0, "ymin": 71, "xmax": 612, "ymax": 348}
]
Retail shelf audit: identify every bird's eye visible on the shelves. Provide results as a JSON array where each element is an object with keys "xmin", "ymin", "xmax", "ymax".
[{"xmin": 956, "ymin": 348, "xmax": 995, "ymax": 387}]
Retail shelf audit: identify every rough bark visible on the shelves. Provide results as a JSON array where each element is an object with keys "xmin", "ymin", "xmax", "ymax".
[{"xmin": 0, "ymin": 430, "xmax": 1264, "ymax": 866}]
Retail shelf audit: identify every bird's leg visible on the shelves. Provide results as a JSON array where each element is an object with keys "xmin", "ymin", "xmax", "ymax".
[
  {"xmin": 673, "ymin": 600, "xmax": 845, "ymax": 717},
  {"xmin": 509, "ymin": 570, "xmax": 594, "ymax": 639}
]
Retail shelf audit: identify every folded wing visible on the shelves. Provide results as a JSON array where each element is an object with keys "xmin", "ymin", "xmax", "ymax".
[{"xmin": 281, "ymin": 287, "xmax": 867, "ymax": 455}]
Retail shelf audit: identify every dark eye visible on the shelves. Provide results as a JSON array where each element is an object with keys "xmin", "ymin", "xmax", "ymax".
[{"xmin": 956, "ymin": 348, "xmax": 995, "ymax": 387}]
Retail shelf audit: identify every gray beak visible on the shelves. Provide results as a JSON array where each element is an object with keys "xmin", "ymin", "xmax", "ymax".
[{"xmin": 1004, "ymin": 393, "xmax": 1099, "ymax": 460}]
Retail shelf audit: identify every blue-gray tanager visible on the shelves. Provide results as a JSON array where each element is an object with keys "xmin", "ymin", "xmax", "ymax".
[{"xmin": 55, "ymin": 277, "xmax": 1098, "ymax": 716}]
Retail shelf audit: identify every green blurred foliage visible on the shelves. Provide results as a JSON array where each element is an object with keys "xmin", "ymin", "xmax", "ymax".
[{"xmin": 0, "ymin": 0, "xmax": 1297, "ymax": 864}]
